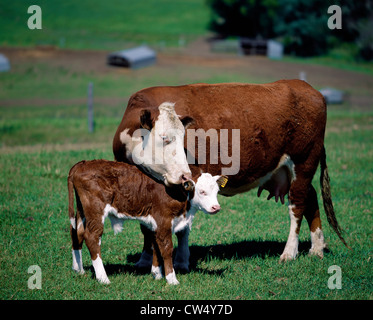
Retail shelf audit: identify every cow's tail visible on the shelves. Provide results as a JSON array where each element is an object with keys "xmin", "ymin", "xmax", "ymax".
[
  {"xmin": 320, "ymin": 146, "xmax": 351, "ymax": 249},
  {"xmin": 68, "ymin": 165, "xmax": 77, "ymax": 230}
]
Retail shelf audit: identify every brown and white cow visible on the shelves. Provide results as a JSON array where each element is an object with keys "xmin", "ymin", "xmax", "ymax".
[
  {"xmin": 68, "ymin": 159, "xmax": 226, "ymax": 285},
  {"xmin": 113, "ymin": 80, "xmax": 349, "ymax": 266}
]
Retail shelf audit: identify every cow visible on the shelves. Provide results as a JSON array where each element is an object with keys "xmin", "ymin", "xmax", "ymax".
[
  {"xmin": 113, "ymin": 80, "xmax": 349, "ymax": 267},
  {"xmin": 68, "ymin": 159, "xmax": 226, "ymax": 285}
]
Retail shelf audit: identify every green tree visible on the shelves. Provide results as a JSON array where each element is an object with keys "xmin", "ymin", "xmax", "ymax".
[
  {"xmin": 274, "ymin": 0, "xmax": 331, "ymax": 56},
  {"xmin": 207, "ymin": 0, "xmax": 279, "ymax": 38},
  {"xmin": 206, "ymin": 0, "xmax": 373, "ymax": 60}
]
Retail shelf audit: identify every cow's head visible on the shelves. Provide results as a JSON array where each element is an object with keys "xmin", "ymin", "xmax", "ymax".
[
  {"xmin": 121, "ymin": 102, "xmax": 194, "ymax": 187},
  {"xmin": 191, "ymin": 173, "xmax": 228, "ymax": 214}
]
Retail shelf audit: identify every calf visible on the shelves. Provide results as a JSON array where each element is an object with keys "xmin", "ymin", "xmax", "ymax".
[{"xmin": 68, "ymin": 159, "xmax": 226, "ymax": 285}]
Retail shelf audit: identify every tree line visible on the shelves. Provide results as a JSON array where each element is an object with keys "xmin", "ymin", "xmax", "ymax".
[{"xmin": 207, "ymin": 0, "xmax": 372, "ymax": 60}]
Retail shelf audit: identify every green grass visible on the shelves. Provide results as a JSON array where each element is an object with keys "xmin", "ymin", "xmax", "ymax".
[
  {"xmin": 0, "ymin": 0, "xmax": 210, "ymax": 49},
  {"xmin": 282, "ymin": 45, "xmax": 373, "ymax": 77},
  {"xmin": 0, "ymin": 110, "xmax": 372, "ymax": 300}
]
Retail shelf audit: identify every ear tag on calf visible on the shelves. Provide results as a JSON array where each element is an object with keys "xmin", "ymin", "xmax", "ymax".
[{"xmin": 219, "ymin": 176, "xmax": 228, "ymax": 188}]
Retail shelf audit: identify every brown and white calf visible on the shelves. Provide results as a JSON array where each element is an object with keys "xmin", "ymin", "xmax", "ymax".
[{"xmin": 68, "ymin": 159, "xmax": 225, "ymax": 285}]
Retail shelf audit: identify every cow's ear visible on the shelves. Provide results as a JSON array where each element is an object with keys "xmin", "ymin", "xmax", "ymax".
[
  {"xmin": 180, "ymin": 116, "xmax": 195, "ymax": 129},
  {"xmin": 215, "ymin": 175, "xmax": 228, "ymax": 188},
  {"xmin": 140, "ymin": 109, "xmax": 153, "ymax": 131}
]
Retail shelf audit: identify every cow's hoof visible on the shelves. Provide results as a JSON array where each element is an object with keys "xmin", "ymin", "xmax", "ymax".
[
  {"xmin": 72, "ymin": 266, "xmax": 85, "ymax": 275},
  {"xmin": 174, "ymin": 262, "xmax": 190, "ymax": 274},
  {"xmin": 97, "ymin": 276, "xmax": 111, "ymax": 285},
  {"xmin": 135, "ymin": 251, "xmax": 153, "ymax": 269},
  {"xmin": 279, "ymin": 252, "xmax": 297, "ymax": 263},
  {"xmin": 309, "ymin": 248, "xmax": 324, "ymax": 259}
]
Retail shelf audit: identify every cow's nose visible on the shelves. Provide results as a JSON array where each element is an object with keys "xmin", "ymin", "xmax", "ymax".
[{"xmin": 211, "ymin": 204, "xmax": 221, "ymax": 214}]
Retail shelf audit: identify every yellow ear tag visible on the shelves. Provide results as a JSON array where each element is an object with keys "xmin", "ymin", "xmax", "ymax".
[{"xmin": 220, "ymin": 176, "xmax": 228, "ymax": 188}]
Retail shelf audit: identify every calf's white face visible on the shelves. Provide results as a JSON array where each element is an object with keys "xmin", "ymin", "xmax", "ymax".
[{"xmin": 191, "ymin": 173, "xmax": 224, "ymax": 214}]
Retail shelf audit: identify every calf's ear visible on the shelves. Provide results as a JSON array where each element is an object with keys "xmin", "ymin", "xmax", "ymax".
[
  {"xmin": 140, "ymin": 109, "xmax": 153, "ymax": 131},
  {"xmin": 215, "ymin": 175, "xmax": 228, "ymax": 188}
]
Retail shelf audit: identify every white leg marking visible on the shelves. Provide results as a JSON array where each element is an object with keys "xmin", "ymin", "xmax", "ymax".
[
  {"xmin": 70, "ymin": 218, "xmax": 76, "ymax": 229},
  {"xmin": 280, "ymin": 204, "xmax": 299, "ymax": 261},
  {"xmin": 151, "ymin": 265, "xmax": 163, "ymax": 280},
  {"xmin": 72, "ymin": 249, "xmax": 84, "ymax": 274},
  {"xmin": 92, "ymin": 254, "xmax": 110, "ymax": 284},
  {"xmin": 174, "ymin": 228, "xmax": 190, "ymax": 272},
  {"xmin": 309, "ymin": 227, "xmax": 326, "ymax": 258},
  {"xmin": 166, "ymin": 270, "xmax": 179, "ymax": 285},
  {"xmin": 135, "ymin": 250, "xmax": 153, "ymax": 269}
]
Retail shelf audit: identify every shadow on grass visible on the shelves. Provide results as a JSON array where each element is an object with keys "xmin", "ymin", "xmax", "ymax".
[{"xmin": 101, "ymin": 240, "xmax": 313, "ymax": 277}]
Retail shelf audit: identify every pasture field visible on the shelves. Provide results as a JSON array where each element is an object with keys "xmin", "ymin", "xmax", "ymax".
[
  {"xmin": 1, "ymin": 45, "xmax": 372, "ymax": 301},
  {"xmin": 0, "ymin": 0, "xmax": 209, "ymax": 49}
]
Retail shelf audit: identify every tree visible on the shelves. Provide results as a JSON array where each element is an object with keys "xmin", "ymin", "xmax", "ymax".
[
  {"xmin": 206, "ymin": 0, "xmax": 373, "ymax": 60},
  {"xmin": 207, "ymin": 0, "xmax": 279, "ymax": 39},
  {"xmin": 274, "ymin": 0, "xmax": 331, "ymax": 56}
]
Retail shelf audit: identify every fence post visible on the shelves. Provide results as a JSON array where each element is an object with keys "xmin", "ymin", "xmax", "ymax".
[{"xmin": 87, "ymin": 82, "xmax": 94, "ymax": 133}]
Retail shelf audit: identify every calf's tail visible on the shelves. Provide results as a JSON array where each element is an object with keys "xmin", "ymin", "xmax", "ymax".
[{"xmin": 320, "ymin": 146, "xmax": 351, "ymax": 249}]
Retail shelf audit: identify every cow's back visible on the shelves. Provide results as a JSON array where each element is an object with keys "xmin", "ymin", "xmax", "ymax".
[{"xmin": 113, "ymin": 80, "xmax": 326, "ymax": 191}]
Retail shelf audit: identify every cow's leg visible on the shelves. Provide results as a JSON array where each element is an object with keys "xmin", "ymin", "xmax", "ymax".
[
  {"xmin": 280, "ymin": 201, "xmax": 303, "ymax": 261},
  {"xmin": 84, "ymin": 216, "xmax": 110, "ymax": 284},
  {"xmin": 70, "ymin": 207, "xmax": 85, "ymax": 274},
  {"xmin": 280, "ymin": 156, "xmax": 326, "ymax": 261},
  {"xmin": 304, "ymin": 185, "xmax": 326, "ymax": 258},
  {"xmin": 174, "ymin": 228, "xmax": 190, "ymax": 273},
  {"xmin": 136, "ymin": 224, "xmax": 153, "ymax": 269},
  {"xmin": 154, "ymin": 229, "xmax": 179, "ymax": 285}
]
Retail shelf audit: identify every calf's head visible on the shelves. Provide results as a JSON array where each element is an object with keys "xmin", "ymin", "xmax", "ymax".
[
  {"xmin": 191, "ymin": 174, "xmax": 228, "ymax": 214},
  {"xmin": 126, "ymin": 102, "xmax": 194, "ymax": 186}
]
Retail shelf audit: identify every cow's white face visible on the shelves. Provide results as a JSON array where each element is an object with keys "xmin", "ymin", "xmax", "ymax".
[
  {"xmin": 120, "ymin": 102, "xmax": 193, "ymax": 186},
  {"xmin": 191, "ymin": 173, "xmax": 225, "ymax": 214}
]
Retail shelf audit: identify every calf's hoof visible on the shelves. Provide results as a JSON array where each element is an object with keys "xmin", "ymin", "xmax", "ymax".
[
  {"xmin": 166, "ymin": 271, "xmax": 179, "ymax": 285},
  {"xmin": 151, "ymin": 265, "xmax": 163, "ymax": 280}
]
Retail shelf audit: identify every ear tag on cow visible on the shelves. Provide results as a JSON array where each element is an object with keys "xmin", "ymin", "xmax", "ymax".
[{"xmin": 220, "ymin": 176, "xmax": 228, "ymax": 188}]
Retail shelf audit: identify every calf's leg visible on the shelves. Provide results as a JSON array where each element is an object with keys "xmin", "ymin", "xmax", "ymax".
[
  {"xmin": 84, "ymin": 216, "xmax": 110, "ymax": 284},
  {"xmin": 70, "ymin": 205, "xmax": 85, "ymax": 274},
  {"xmin": 153, "ymin": 228, "xmax": 179, "ymax": 285}
]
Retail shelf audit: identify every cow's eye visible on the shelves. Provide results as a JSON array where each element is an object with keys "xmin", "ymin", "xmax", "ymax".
[
  {"xmin": 199, "ymin": 190, "xmax": 207, "ymax": 196},
  {"xmin": 162, "ymin": 135, "xmax": 175, "ymax": 145},
  {"xmin": 161, "ymin": 135, "xmax": 171, "ymax": 144}
]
